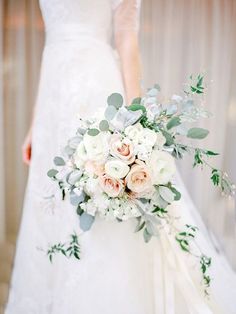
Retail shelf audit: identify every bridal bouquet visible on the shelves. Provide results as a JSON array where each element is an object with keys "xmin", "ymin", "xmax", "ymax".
[{"xmin": 47, "ymin": 75, "xmax": 234, "ymax": 296}]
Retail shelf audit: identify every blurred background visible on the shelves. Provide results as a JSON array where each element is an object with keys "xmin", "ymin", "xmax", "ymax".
[{"xmin": 0, "ymin": 0, "xmax": 236, "ymax": 311}]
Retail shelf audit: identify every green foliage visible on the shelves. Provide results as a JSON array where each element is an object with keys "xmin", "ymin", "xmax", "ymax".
[
  {"xmin": 188, "ymin": 74, "xmax": 205, "ymax": 94},
  {"xmin": 205, "ymin": 150, "xmax": 219, "ymax": 156},
  {"xmin": 172, "ymin": 144, "xmax": 188, "ymax": 159},
  {"xmin": 99, "ymin": 120, "xmax": 109, "ymax": 131},
  {"xmin": 107, "ymin": 93, "xmax": 123, "ymax": 109},
  {"xmin": 175, "ymin": 225, "xmax": 212, "ymax": 295},
  {"xmin": 152, "ymin": 206, "xmax": 168, "ymax": 217},
  {"xmin": 66, "ymin": 233, "xmax": 81, "ymax": 260},
  {"xmin": 70, "ymin": 190, "xmax": 85, "ymax": 206},
  {"xmin": 47, "ymin": 169, "xmax": 59, "ymax": 178},
  {"xmin": 159, "ymin": 186, "xmax": 175, "ymax": 204},
  {"xmin": 187, "ymin": 128, "xmax": 209, "ymax": 139},
  {"xmin": 134, "ymin": 217, "xmax": 146, "ymax": 232},
  {"xmin": 175, "ymin": 224, "xmax": 197, "ymax": 253},
  {"xmin": 87, "ymin": 128, "xmax": 100, "ymax": 136},
  {"xmin": 147, "ymin": 87, "xmax": 159, "ymax": 96},
  {"xmin": 161, "ymin": 130, "xmax": 174, "ymax": 146},
  {"xmin": 47, "ymin": 233, "xmax": 80, "ymax": 262},
  {"xmin": 53, "ymin": 156, "xmax": 66, "ymax": 166},
  {"xmin": 169, "ymin": 186, "xmax": 182, "ymax": 201},
  {"xmin": 128, "ymin": 104, "xmax": 147, "ymax": 113},
  {"xmin": 79, "ymin": 212, "xmax": 95, "ymax": 231},
  {"xmin": 143, "ymin": 227, "xmax": 152, "ymax": 243},
  {"xmin": 131, "ymin": 97, "xmax": 142, "ymax": 105},
  {"xmin": 104, "ymin": 105, "xmax": 117, "ymax": 120},
  {"xmin": 200, "ymin": 255, "xmax": 212, "ymax": 295},
  {"xmin": 166, "ymin": 116, "xmax": 181, "ymax": 130},
  {"xmin": 211, "ymin": 169, "xmax": 220, "ymax": 186},
  {"xmin": 193, "ymin": 149, "xmax": 204, "ymax": 167}
]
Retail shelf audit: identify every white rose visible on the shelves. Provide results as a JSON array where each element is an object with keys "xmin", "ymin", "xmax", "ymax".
[
  {"xmin": 136, "ymin": 144, "xmax": 153, "ymax": 161},
  {"xmin": 155, "ymin": 132, "xmax": 166, "ymax": 149},
  {"xmin": 139, "ymin": 128, "xmax": 157, "ymax": 147},
  {"xmin": 124, "ymin": 123, "xmax": 143, "ymax": 144},
  {"xmin": 149, "ymin": 150, "xmax": 175, "ymax": 185},
  {"xmin": 105, "ymin": 160, "xmax": 130, "ymax": 179},
  {"xmin": 83, "ymin": 132, "xmax": 109, "ymax": 162},
  {"xmin": 84, "ymin": 177, "xmax": 100, "ymax": 196}
]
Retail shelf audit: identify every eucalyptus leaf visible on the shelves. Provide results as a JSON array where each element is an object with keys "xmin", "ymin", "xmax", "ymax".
[
  {"xmin": 128, "ymin": 104, "xmax": 146, "ymax": 113},
  {"xmin": 169, "ymin": 186, "xmax": 182, "ymax": 201},
  {"xmin": 47, "ymin": 169, "xmax": 59, "ymax": 178},
  {"xmin": 145, "ymin": 221, "xmax": 158, "ymax": 236},
  {"xmin": 143, "ymin": 228, "xmax": 152, "ymax": 243},
  {"xmin": 135, "ymin": 220, "xmax": 145, "ymax": 232},
  {"xmin": 166, "ymin": 116, "xmax": 181, "ymax": 130},
  {"xmin": 166, "ymin": 104, "xmax": 178, "ymax": 115},
  {"xmin": 187, "ymin": 128, "xmax": 209, "ymax": 139},
  {"xmin": 70, "ymin": 190, "xmax": 85, "ymax": 206},
  {"xmin": 153, "ymin": 193, "xmax": 169, "ymax": 209},
  {"xmin": 112, "ymin": 107, "xmax": 142, "ymax": 129},
  {"xmin": 87, "ymin": 128, "xmax": 100, "ymax": 136},
  {"xmin": 104, "ymin": 105, "xmax": 117, "ymax": 120},
  {"xmin": 63, "ymin": 145, "xmax": 75, "ymax": 156},
  {"xmin": 53, "ymin": 156, "xmax": 66, "ymax": 166},
  {"xmin": 143, "ymin": 96, "xmax": 157, "ymax": 106},
  {"xmin": 68, "ymin": 136, "xmax": 82, "ymax": 149},
  {"xmin": 161, "ymin": 130, "xmax": 174, "ymax": 146},
  {"xmin": 77, "ymin": 127, "xmax": 87, "ymax": 135},
  {"xmin": 147, "ymin": 87, "xmax": 158, "ymax": 97},
  {"xmin": 107, "ymin": 93, "xmax": 123, "ymax": 109},
  {"xmin": 182, "ymin": 99, "xmax": 194, "ymax": 112},
  {"xmin": 79, "ymin": 212, "xmax": 95, "ymax": 232},
  {"xmin": 154, "ymin": 83, "xmax": 161, "ymax": 91},
  {"xmin": 159, "ymin": 186, "xmax": 175, "ymax": 204},
  {"xmin": 99, "ymin": 120, "xmax": 109, "ymax": 131},
  {"xmin": 67, "ymin": 170, "xmax": 82, "ymax": 185},
  {"xmin": 131, "ymin": 97, "xmax": 142, "ymax": 105}
]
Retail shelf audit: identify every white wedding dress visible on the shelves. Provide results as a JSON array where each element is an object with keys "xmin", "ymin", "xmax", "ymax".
[{"xmin": 5, "ymin": 1, "xmax": 236, "ymax": 313}]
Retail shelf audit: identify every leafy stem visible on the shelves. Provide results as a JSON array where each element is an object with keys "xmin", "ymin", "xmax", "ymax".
[
  {"xmin": 47, "ymin": 233, "xmax": 80, "ymax": 263},
  {"xmin": 173, "ymin": 144, "xmax": 235, "ymax": 196}
]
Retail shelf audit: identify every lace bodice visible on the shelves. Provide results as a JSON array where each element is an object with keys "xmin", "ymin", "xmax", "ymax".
[{"xmin": 39, "ymin": 0, "xmax": 141, "ymax": 45}]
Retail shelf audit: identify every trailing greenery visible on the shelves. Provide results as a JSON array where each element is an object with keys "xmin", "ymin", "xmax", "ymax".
[{"xmin": 47, "ymin": 233, "xmax": 80, "ymax": 262}]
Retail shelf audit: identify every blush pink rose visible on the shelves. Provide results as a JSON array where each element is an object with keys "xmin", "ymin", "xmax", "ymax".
[
  {"xmin": 110, "ymin": 134, "xmax": 135, "ymax": 165},
  {"xmin": 99, "ymin": 174, "xmax": 124, "ymax": 197},
  {"xmin": 125, "ymin": 161, "xmax": 152, "ymax": 195}
]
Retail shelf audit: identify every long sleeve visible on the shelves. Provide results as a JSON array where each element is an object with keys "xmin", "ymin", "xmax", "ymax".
[{"xmin": 112, "ymin": 0, "xmax": 142, "ymax": 104}]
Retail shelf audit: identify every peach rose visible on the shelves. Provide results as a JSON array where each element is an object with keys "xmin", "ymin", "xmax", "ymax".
[
  {"xmin": 125, "ymin": 161, "xmax": 152, "ymax": 195},
  {"xmin": 110, "ymin": 134, "xmax": 135, "ymax": 165},
  {"xmin": 99, "ymin": 174, "xmax": 124, "ymax": 197}
]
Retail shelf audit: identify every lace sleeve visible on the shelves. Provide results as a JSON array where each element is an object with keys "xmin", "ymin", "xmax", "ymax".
[{"xmin": 112, "ymin": 0, "xmax": 141, "ymax": 34}]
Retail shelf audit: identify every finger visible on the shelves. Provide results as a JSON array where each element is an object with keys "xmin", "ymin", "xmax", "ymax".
[{"xmin": 22, "ymin": 146, "xmax": 31, "ymax": 165}]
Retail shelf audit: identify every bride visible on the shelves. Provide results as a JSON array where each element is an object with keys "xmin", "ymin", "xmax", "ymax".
[{"xmin": 5, "ymin": 0, "xmax": 236, "ymax": 313}]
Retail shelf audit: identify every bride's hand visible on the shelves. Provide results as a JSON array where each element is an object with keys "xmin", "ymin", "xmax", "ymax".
[{"xmin": 22, "ymin": 127, "xmax": 32, "ymax": 165}]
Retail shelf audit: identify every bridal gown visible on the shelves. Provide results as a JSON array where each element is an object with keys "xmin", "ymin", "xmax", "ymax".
[{"xmin": 5, "ymin": 0, "xmax": 236, "ymax": 313}]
